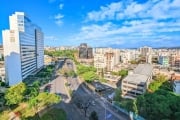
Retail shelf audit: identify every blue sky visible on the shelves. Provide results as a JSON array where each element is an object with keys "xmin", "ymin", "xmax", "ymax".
[{"xmin": 0, "ymin": 0, "xmax": 180, "ymax": 48}]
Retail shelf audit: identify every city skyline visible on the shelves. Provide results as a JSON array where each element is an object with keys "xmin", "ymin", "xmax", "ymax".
[{"xmin": 0, "ymin": 0, "xmax": 180, "ymax": 48}]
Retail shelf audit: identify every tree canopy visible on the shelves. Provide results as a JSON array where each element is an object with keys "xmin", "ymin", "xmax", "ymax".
[
  {"xmin": 29, "ymin": 92, "xmax": 60, "ymax": 110},
  {"xmin": 111, "ymin": 69, "xmax": 128, "ymax": 78},
  {"xmin": 89, "ymin": 111, "xmax": 98, "ymax": 120},
  {"xmin": 44, "ymin": 50, "xmax": 78, "ymax": 63},
  {"xmin": 77, "ymin": 65, "xmax": 98, "ymax": 82},
  {"xmin": 82, "ymin": 71, "xmax": 98, "ymax": 83},
  {"xmin": 113, "ymin": 74, "xmax": 180, "ymax": 120},
  {"xmin": 149, "ymin": 74, "xmax": 169, "ymax": 92},
  {"xmin": 5, "ymin": 83, "xmax": 26, "ymax": 105},
  {"xmin": 136, "ymin": 74, "xmax": 180, "ymax": 120},
  {"xmin": 77, "ymin": 65, "xmax": 96, "ymax": 75},
  {"xmin": 113, "ymin": 88, "xmax": 122, "ymax": 102},
  {"xmin": 136, "ymin": 89, "xmax": 180, "ymax": 120}
]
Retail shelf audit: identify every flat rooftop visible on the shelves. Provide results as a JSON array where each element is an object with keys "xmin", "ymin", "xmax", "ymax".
[
  {"xmin": 134, "ymin": 64, "xmax": 153, "ymax": 76},
  {"xmin": 123, "ymin": 74, "xmax": 148, "ymax": 85}
]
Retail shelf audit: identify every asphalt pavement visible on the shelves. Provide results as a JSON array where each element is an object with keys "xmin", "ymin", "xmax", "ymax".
[
  {"xmin": 41, "ymin": 59, "xmax": 130, "ymax": 120},
  {"xmin": 64, "ymin": 59, "xmax": 130, "ymax": 120}
]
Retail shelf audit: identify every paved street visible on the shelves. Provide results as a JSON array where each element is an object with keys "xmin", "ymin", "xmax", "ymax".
[
  {"xmin": 41, "ymin": 59, "xmax": 130, "ymax": 120},
  {"xmin": 64, "ymin": 59, "xmax": 130, "ymax": 120}
]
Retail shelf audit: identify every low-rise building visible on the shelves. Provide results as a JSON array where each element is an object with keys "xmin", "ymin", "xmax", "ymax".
[
  {"xmin": 121, "ymin": 64, "xmax": 153, "ymax": 99},
  {"xmin": 158, "ymin": 56, "xmax": 169, "ymax": 67},
  {"xmin": 104, "ymin": 73, "xmax": 121, "ymax": 82},
  {"xmin": 171, "ymin": 74, "xmax": 180, "ymax": 94}
]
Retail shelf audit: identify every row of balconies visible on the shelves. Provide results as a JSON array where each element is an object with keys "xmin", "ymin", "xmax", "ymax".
[{"xmin": 122, "ymin": 87, "xmax": 144, "ymax": 94}]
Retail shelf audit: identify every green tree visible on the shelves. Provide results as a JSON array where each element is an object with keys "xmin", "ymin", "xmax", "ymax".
[
  {"xmin": 148, "ymin": 81, "xmax": 162, "ymax": 92},
  {"xmin": 77, "ymin": 65, "xmax": 96, "ymax": 75},
  {"xmin": 0, "ymin": 81, "xmax": 6, "ymax": 86},
  {"xmin": 82, "ymin": 71, "xmax": 98, "ymax": 83},
  {"xmin": 119, "ymin": 69, "xmax": 128, "ymax": 78},
  {"xmin": 132, "ymin": 100, "xmax": 138, "ymax": 114},
  {"xmin": 113, "ymin": 88, "xmax": 122, "ymax": 102},
  {"xmin": 89, "ymin": 111, "xmax": 98, "ymax": 120},
  {"xmin": 111, "ymin": 69, "xmax": 128, "ymax": 78},
  {"xmin": 5, "ymin": 83, "xmax": 26, "ymax": 105},
  {"xmin": 149, "ymin": 74, "xmax": 168, "ymax": 92},
  {"xmin": 67, "ymin": 70, "xmax": 77, "ymax": 77},
  {"xmin": 25, "ymin": 81, "xmax": 40, "ymax": 100},
  {"xmin": 77, "ymin": 64, "xmax": 98, "ymax": 82},
  {"xmin": 44, "ymin": 50, "xmax": 78, "ymax": 62},
  {"xmin": 28, "ymin": 92, "xmax": 60, "ymax": 114},
  {"xmin": 136, "ymin": 89, "xmax": 180, "ymax": 120}
]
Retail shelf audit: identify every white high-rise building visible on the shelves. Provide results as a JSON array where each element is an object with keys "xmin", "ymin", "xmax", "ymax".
[
  {"xmin": 94, "ymin": 48, "xmax": 120, "ymax": 73},
  {"xmin": 2, "ymin": 12, "xmax": 44, "ymax": 86}
]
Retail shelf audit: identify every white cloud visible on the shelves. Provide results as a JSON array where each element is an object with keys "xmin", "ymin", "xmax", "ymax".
[
  {"xmin": 77, "ymin": 0, "xmax": 179, "ymax": 47},
  {"xmin": 54, "ymin": 13, "xmax": 64, "ymax": 19},
  {"xmin": 68, "ymin": 17, "xmax": 180, "ymax": 47},
  {"xmin": 54, "ymin": 13, "xmax": 64, "ymax": 26},
  {"xmin": 59, "ymin": 3, "xmax": 64, "ymax": 10},
  {"xmin": 86, "ymin": 0, "xmax": 180, "ymax": 21},
  {"xmin": 86, "ymin": 2, "xmax": 122, "ymax": 21},
  {"xmin": 171, "ymin": 0, "xmax": 180, "ymax": 7}
]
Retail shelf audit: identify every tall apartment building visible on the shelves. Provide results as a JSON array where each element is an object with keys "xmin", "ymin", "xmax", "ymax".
[
  {"xmin": 78, "ymin": 43, "xmax": 93, "ymax": 59},
  {"xmin": 94, "ymin": 48, "xmax": 120, "ymax": 73},
  {"xmin": 2, "ymin": 12, "xmax": 44, "ymax": 86},
  {"xmin": 139, "ymin": 46, "xmax": 152, "ymax": 63},
  {"xmin": 140, "ymin": 46, "xmax": 152, "ymax": 56},
  {"xmin": 121, "ymin": 64, "xmax": 153, "ymax": 99}
]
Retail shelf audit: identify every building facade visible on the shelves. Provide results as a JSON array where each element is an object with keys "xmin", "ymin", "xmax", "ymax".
[
  {"xmin": 158, "ymin": 56, "xmax": 169, "ymax": 67},
  {"xmin": 2, "ymin": 12, "xmax": 44, "ymax": 86},
  {"xmin": 94, "ymin": 48, "xmax": 120, "ymax": 73},
  {"xmin": 173, "ymin": 80, "xmax": 180, "ymax": 94},
  {"xmin": 140, "ymin": 46, "xmax": 152, "ymax": 56},
  {"xmin": 121, "ymin": 64, "xmax": 153, "ymax": 99},
  {"xmin": 78, "ymin": 43, "xmax": 93, "ymax": 59},
  {"xmin": 169, "ymin": 54, "xmax": 180, "ymax": 68},
  {"xmin": 171, "ymin": 74, "xmax": 180, "ymax": 94},
  {"xmin": 0, "ymin": 63, "xmax": 5, "ymax": 82}
]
